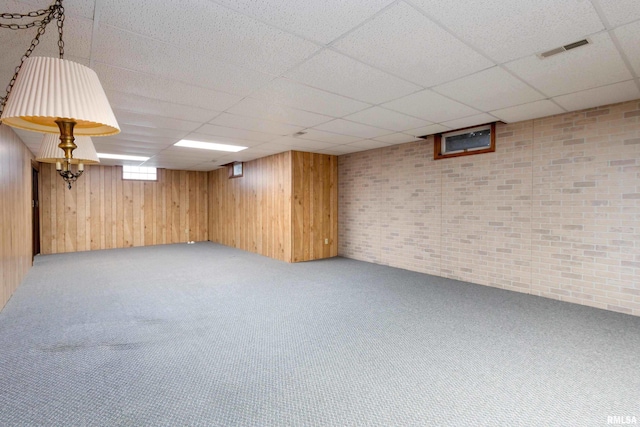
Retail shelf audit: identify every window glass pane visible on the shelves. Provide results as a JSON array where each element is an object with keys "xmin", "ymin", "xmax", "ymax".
[
  {"xmin": 123, "ymin": 165, "xmax": 157, "ymax": 181},
  {"xmin": 445, "ymin": 129, "xmax": 491, "ymax": 152}
]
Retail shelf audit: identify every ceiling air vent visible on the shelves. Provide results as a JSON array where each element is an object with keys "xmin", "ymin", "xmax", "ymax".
[{"xmin": 539, "ymin": 39, "xmax": 590, "ymax": 58}]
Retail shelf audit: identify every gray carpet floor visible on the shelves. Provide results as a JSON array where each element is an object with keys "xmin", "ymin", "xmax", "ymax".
[{"xmin": 0, "ymin": 242, "xmax": 638, "ymax": 426}]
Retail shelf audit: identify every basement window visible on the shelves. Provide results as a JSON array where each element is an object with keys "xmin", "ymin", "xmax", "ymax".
[
  {"xmin": 433, "ymin": 123, "xmax": 496, "ymax": 160},
  {"xmin": 122, "ymin": 165, "xmax": 157, "ymax": 181},
  {"xmin": 228, "ymin": 161, "xmax": 243, "ymax": 178}
]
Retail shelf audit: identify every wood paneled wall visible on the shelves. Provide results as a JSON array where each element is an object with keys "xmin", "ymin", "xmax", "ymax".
[
  {"xmin": 209, "ymin": 152, "xmax": 293, "ymax": 262},
  {"xmin": 40, "ymin": 165, "xmax": 208, "ymax": 254},
  {"xmin": 208, "ymin": 151, "xmax": 338, "ymax": 263},
  {"xmin": 0, "ymin": 125, "xmax": 33, "ymax": 311},
  {"xmin": 291, "ymin": 151, "xmax": 338, "ymax": 262}
]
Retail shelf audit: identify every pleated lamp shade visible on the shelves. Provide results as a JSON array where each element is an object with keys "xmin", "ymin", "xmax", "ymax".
[
  {"xmin": 37, "ymin": 133, "xmax": 100, "ymax": 165},
  {"xmin": 0, "ymin": 57, "xmax": 120, "ymax": 136}
]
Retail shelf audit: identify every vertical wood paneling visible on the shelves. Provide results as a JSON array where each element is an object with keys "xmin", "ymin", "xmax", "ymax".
[
  {"xmin": 41, "ymin": 163, "xmax": 52, "ymax": 254},
  {"xmin": 116, "ymin": 169, "xmax": 124, "ymax": 248},
  {"xmin": 132, "ymin": 181, "xmax": 142, "ymax": 247},
  {"xmin": 208, "ymin": 152, "xmax": 293, "ymax": 262},
  {"xmin": 0, "ymin": 125, "xmax": 33, "ymax": 311},
  {"xmin": 208, "ymin": 151, "xmax": 337, "ymax": 263},
  {"xmin": 90, "ymin": 167, "xmax": 101, "ymax": 250},
  {"xmin": 40, "ymin": 150, "xmax": 334, "ymax": 263},
  {"xmin": 144, "ymin": 181, "xmax": 154, "ymax": 245},
  {"xmin": 104, "ymin": 166, "xmax": 114, "ymax": 249},
  {"xmin": 291, "ymin": 152, "xmax": 338, "ymax": 262},
  {"xmin": 75, "ymin": 169, "xmax": 86, "ymax": 252},
  {"xmin": 123, "ymin": 179, "xmax": 133, "ymax": 247},
  {"xmin": 39, "ymin": 165, "xmax": 209, "ymax": 254}
]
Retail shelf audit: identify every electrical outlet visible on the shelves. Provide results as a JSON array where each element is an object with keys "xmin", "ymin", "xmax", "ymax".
[{"xmin": 324, "ymin": 238, "xmax": 329, "ymax": 245}]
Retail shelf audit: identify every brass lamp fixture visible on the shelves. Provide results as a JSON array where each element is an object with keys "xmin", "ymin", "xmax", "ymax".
[
  {"xmin": 37, "ymin": 133, "xmax": 100, "ymax": 189},
  {"xmin": 0, "ymin": 0, "xmax": 119, "ymax": 188}
]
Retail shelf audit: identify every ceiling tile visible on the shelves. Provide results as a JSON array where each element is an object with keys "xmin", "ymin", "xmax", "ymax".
[
  {"xmin": 614, "ymin": 21, "xmax": 640, "ymax": 75},
  {"xmin": 112, "ymin": 126, "xmax": 187, "ymax": 142},
  {"xmin": 344, "ymin": 107, "xmax": 431, "ymax": 132},
  {"xmin": 267, "ymin": 138, "xmax": 338, "ymax": 151},
  {"xmin": 346, "ymin": 140, "xmax": 393, "ymax": 150},
  {"xmin": 37, "ymin": 15, "xmax": 94, "ymax": 59},
  {"xmin": 97, "ymin": 159, "xmax": 145, "ymax": 167},
  {"xmin": 225, "ymin": 148, "xmax": 290, "ymax": 161},
  {"xmin": 5, "ymin": 0, "xmax": 639, "ymax": 171},
  {"xmin": 412, "ymin": 0, "xmax": 603, "ymax": 63},
  {"xmin": 154, "ymin": 146, "xmax": 221, "ymax": 161},
  {"xmin": 316, "ymin": 145, "xmax": 365, "ymax": 155},
  {"xmin": 183, "ymin": 162, "xmax": 221, "ymax": 172},
  {"xmin": 94, "ymin": 63, "xmax": 242, "ymax": 112},
  {"xmin": 93, "ymin": 24, "xmax": 274, "ymax": 97},
  {"xmin": 382, "ymin": 90, "xmax": 481, "ymax": 123},
  {"xmin": 505, "ymin": 32, "xmax": 632, "ymax": 97},
  {"xmin": 332, "ymin": 2, "xmax": 494, "ymax": 87},
  {"xmin": 50, "ymin": 0, "xmax": 96, "ymax": 20},
  {"xmin": 553, "ymin": 80, "xmax": 640, "ymax": 112},
  {"xmin": 440, "ymin": 113, "xmax": 500, "ymax": 131},
  {"xmin": 113, "ymin": 110, "xmax": 201, "ymax": 133},
  {"xmin": 243, "ymin": 144, "xmax": 291, "ymax": 156},
  {"xmin": 267, "ymin": 137, "xmax": 317, "ymax": 146},
  {"xmin": 98, "ymin": 0, "xmax": 320, "ymax": 76},
  {"xmin": 106, "ymin": 91, "xmax": 221, "ymax": 123},
  {"xmin": 490, "ymin": 100, "xmax": 565, "ymax": 123},
  {"xmin": 226, "ymin": 98, "xmax": 333, "ymax": 128},
  {"xmin": 93, "ymin": 147, "xmax": 161, "ymax": 158},
  {"xmin": 373, "ymin": 133, "xmax": 419, "ymax": 144},
  {"xmin": 181, "ymin": 132, "xmax": 265, "ymax": 148},
  {"xmin": 209, "ymin": 113, "xmax": 304, "ymax": 136},
  {"xmin": 0, "ymin": 12, "xmax": 92, "ymax": 61},
  {"xmin": 12, "ymin": 128, "xmax": 40, "ymax": 144},
  {"xmin": 314, "ymin": 119, "xmax": 393, "ymax": 138},
  {"xmin": 95, "ymin": 136, "xmax": 167, "ymax": 147},
  {"xmin": 433, "ymin": 67, "xmax": 544, "ymax": 111},
  {"xmin": 214, "ymin": 0, "xmax": 394, "ymax": 44},
  {"xmin": 195, "ymin": 124, "xmax": 278, "ymax": 143},
  {"xmin": 296, "ymin": 129, "xmax": 362, "ymax": 144},
  {"xmin": 142, "ymin": 159, "xmax": 202, "ymax": 170},
  {"xmin": 249, "ymin": 78, "xmax": 371, "ymax": 117},
  {"xmin": 12, "ymin": 129, "xmax": 40, "ymax": 155},
  {"xmin": 285, "ymin": 49, "xmax": 421, "ymax": 104},
  {"xmin": 404, "ymin": 124, "xmax": 451, "ymax": 138},
  {"xmin": 596, "ymin": 0, "xmax": 640, "ymax": 27}
]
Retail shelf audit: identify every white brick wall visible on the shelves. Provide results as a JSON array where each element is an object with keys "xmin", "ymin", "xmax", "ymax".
[{"xmin": 339, "ymin": 100, "xmax": 640, "ymax": 316}]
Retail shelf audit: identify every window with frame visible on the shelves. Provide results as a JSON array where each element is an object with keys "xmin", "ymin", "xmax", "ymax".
[
  {"xmin": 228, "ymin": 161, "xmax": 243, "ymax": 178},
  {"xmin": 432, "ymin": 123, "xmax": 496, "ymax": 160},
  {"xmin": 122, "ymin": 165, "xmax": 157, "ymax": 181}
]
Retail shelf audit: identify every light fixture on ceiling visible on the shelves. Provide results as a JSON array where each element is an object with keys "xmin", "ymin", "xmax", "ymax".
[
  {"xmin": 37, "ymin": 134, "xmax": 100, "ymax": 189},
  {"xmin": 174, "ymin": 140, "xmax": 248, "ymax": 152},
  {"xmin": 97, "ymin": 153, "xmax": 150, "ymax": 162},
  {"xmin": 0, "ymin": 0, "xmax": 119, "ymax": 189}
]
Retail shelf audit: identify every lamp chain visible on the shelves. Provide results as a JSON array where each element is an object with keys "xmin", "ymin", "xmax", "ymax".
[{"xmin": 0, "ymin": 0, "xmax": 64, "ymax": 118}]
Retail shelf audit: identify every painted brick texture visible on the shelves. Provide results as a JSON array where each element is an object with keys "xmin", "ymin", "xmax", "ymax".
[{"xmin": 338, "ymin": 100, "xmax": 640, "ymax": 316}]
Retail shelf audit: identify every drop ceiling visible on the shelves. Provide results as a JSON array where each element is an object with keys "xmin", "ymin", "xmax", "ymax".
[{"xmin": 1, "ymin": 0, "xmax": 639, "ymax": 170}]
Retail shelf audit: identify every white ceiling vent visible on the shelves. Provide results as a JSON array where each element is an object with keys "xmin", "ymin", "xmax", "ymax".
[{"xmin": 539, "ymin": 39, "xmax": 590, "ymax": 58}]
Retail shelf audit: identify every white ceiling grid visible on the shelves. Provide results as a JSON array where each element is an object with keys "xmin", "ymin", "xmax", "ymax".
[{"xmin": 0, "ymin": 0, "xmax": 638, "ymax": 170}]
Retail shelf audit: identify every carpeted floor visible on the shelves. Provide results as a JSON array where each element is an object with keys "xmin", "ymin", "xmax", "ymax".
[{"xmin": 0, "ymin": 242, "xmax": 638, "ymax": 426}]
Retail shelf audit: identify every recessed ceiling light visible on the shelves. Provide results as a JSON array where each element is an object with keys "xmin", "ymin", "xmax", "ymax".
[
  {"xmin": 97, "ymin": 153, "xmax": 150, "ymax": 161},
  {"xmin": 174, "ymin": 140, "xmax": 247, "ymax": 152}
]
